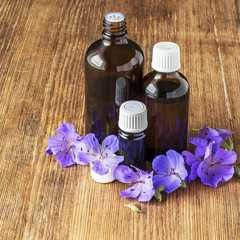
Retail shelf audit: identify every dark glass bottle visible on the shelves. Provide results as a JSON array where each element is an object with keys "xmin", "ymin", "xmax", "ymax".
[
  {"xmin": 85, "ymin": 12, "xmax": 144, "ymax": 140},
  {"xmin": 143, "ymin": 42, "xmax": 189, "ymax": 161},
  {"xmin": 118, "ymin": 101, "xmax": 147, "ymax": 169},
  {"xmin": 118, "ymin": 130, "xmax": 146, "ymax": 169}
]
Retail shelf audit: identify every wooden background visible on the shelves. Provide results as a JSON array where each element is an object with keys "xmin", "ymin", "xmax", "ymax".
[{"xmin": 0, "ymin": 0, "xmax": 240, "ymax": 239}]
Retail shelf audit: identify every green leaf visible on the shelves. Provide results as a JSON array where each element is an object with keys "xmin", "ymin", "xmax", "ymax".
[
  {"xmin": 234, "ymin": 164, "xmax": 240, "ymax": 178},
  {"xmin": 181, "ymin": 179, "xmax": 186, "ymax": 188},
  {"xmin": 220, "ymin": 138, "xmax": 234, "ymax": 151},
  {"xmin": 154, "ymin": 190, "xmax": 162, "ymax": 201},
  {"xmin": 157, "ymin": 185, "xmax": 166, "ymax": 192},
  {"xmin": 154, "ymin": 186, "xmax": 166, "ymax": 201},
  {"xmin": 124, "ymin": 203, "xmax": 142, "ymax": 213},
  {"xmin": 220, "ymin": 141, "xmax": 229, "ymax": 150},
  {"xmin": 228, "ymin": 138, "xmax": 234, "ymax": 151}
]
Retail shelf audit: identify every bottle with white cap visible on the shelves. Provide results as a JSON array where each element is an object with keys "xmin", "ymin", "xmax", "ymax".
[
  {"xmin": 118, "ymin": 100, "xmax": 148, "ymax": 169},
  {"xmin": 143, "ymin": 42, "xmax": 189, "ymax": 161},
  {"xmin": 85, "ymin": 12, "xmax": 144, "ymax": 140}
]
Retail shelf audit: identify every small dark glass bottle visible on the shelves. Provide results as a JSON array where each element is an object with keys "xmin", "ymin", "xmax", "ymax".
[
  {"xmin": 85, "ymin": 12, "xmax": 144, "ymax": 140},
  {"xmin": 118, "ymin": 101, "xmax": 148, "ymax": 169},
  {"xmin": 143, "ymin": 42, "xmax": 189, "ymax": 161}
]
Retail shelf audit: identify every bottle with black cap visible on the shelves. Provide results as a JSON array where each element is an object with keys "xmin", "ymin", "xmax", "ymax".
[{"xmin": 85, "ymin": 12, "xmax": 144, "ymax": 140}]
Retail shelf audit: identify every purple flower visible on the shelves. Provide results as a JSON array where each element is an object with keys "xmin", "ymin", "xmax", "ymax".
[
  {"xmin": 182, "ymin": 150, "xmax": 201, "ymax": 183},
  {"xmin": 46, "ymin": 123, "xmax": 87, "ymax": 167},
  {"xmin": 152, "ymin": 150, "xmax": 188, "ymax": 193},
  {"xmin": 77, "ymin": 133, "xmax": 124, "ymax": 175},
  {"xmin": 189, "ymin": 127, "xmax": 233, "ymax": 157},
  {"xmin": 114, "ymin": 165, "xmax": 155, "ymax": 202},
  {"xmin": 197, "ymin": 142, "xmax": 237, "ymax": 188}
]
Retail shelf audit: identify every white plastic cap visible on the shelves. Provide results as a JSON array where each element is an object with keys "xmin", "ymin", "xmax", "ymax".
[
  {"xmin": 105, "ymin": 12, "xmax": 125, "ymax": 23},
  {"xmin": 118, "ymin": 101, "xmax": 148, "ymax": 133},
  {"xmin": 91, "ymin": 165, "xmax": 116, "ymax": 183},
  {"xmin": 151, "ymin": 42, "xmax": 181, "ymax": 73}
]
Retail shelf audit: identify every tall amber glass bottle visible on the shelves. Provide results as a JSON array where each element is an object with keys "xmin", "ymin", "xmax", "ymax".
[
  {"xmin": 85, "ymin": 12, "xmax": 144, "ymax": 140},
  {"xmin": 143, "ymin": 42, "xmax": 189, "ymax": 161}
]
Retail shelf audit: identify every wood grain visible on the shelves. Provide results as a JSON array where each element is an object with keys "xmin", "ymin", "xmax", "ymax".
[{"xmin": 0, "ymin": 0, "xmax": 239, "ymax": 239}]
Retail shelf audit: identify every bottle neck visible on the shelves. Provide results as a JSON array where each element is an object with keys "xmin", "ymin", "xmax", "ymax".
[
  {"xmin": 119, "ymin": 129, "xmax": 146, "ymax": 140},
  {"xmin": 154, "ymin": 70, "xmax": 178, "ymax": 77},
  {"xmin": 102, "ymin": 18, "xmax": 127, "ymax": 40}
]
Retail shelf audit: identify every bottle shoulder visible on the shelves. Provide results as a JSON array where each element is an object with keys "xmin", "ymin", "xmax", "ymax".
[
  {"xmin": 85, "ymin": 38, "xmax": 144, "ymax": 70},
  {"xmin": 143, "ymin": 71, "xmax": 189, "ymax": 99},
  {"xmin": 126, "ymin": 38, "xmax": 144, "ymax": 55}
]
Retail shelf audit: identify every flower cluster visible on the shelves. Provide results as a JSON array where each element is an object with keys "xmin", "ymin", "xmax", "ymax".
[
  {"xmin": 46, "ymin": 124, "xmax": 238, "ymax": 204},
  {"xmin": 182, "ymin": 127, "xmax": 237, "ymax": 188},
  {"xmin": 113, "ymin": 126, "xmax": 238, "ymax": 202},
  {"xmin": 46, "ymin": 123, "xmax": 123, "ymax": 175}
]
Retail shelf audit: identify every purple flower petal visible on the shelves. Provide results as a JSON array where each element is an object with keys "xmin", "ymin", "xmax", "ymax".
[
  {"xmin": 213, "ymin": 165, "xmax": 234, "ymax": 182},
  {"xmin": 103, "ymin": 156, "xmax": 124, "ymax": 168},
  {"xmin": 189, "ymin": 137, "xmax": 208, "ymax": 148},
  {"xmin": 213, "ymin": 148, "xmax": 237, "ymax": 165},
  {"xmin": 76, "ymin": 153, "xmax": 95, "ymax": 165},
  {"xmin": 55, "ymin": 122, "xmax": 76, "ymax": 141},
  {"xmin": 76, "ymin": 135, "xmax": 84, "ymax": 141},
  {"xmin": 203, "ymin": 142, "xmax": 213, "ymax": 162},
  {"xmin": 184, "ymin": 163, "xmax": 192, "ymax": 183},
  {"xmin": 166, "ymin": 150, "xmax": 188, "ymax": 179},
  {"xmin": 55, "ymin": 150, "xmax": 75, "ymax": 167},
  {"xmin": 197, "ymin": 161, "xmax": 222, "ymax": 188},
  {"xmin": 114, "ymin": 165, "xmax": 139, "ymax": 183},
  {"xmin": 217, "ymin": 129, "xmax": 233, "ymax": 135},
  {"xmin": 152, "ymin": 155, "xmax": 170, "ymax": 174},
  {"xmin": 210, "ymin": 136, "xmax": 224, "ymax": 145},
  {"xmin": 182, "ymin": 150, "xmax": 201, "ymax": 183},
  {"xmin": 91, "ymin": 160, "xmax": 109, "ymax": 175},
  {"xmin": 74, "ymin": 139, "xmax": 88, "ymax": 153},
  {"xmin": 206, "ymin": 128, "xmax": 219, "ymax": 138},
  {"xmin": 45, "ymin": 147, "xmax": 52, "ymax": 154},
  {"xmin": 101, "ymin": 135, "xmax": 119, "ymax": 157},
  {"xmin": 198, "ymin": 126, "xmax": 208, "ymax": 138},
  {"xmin": 153, "ymin": 174, "xmax": 181, "ymax": 193},
  {"xmin": 188, "ymin": 162, "xmax": 200, "ymax": 181},
  {"xmin": 219, "ymin": 134, "xmax": 229, "ymax": 141},
  {"xmin": 138, "ymin": 172, "xmax": 155, "ymax": 202},
  {"xmin": 120, "ymin": 183, "xmax": 142, "ymax": 198},
  {"xmin": 210, "ymin": 136, "xmax": 224, "ymax": 154},
  {"xmin": 166, "ymin": 150, "xmax": 184, "ymax": 169},
  {"xmin": 182, "ymin": 150, "xmax": 198, "ymax": 166},
  {"xmin": 48, "ymin": 135, "xmax": 69, "ymax": 155},
  {"xmin": 131, "ymin": 165, "xmax": 149, "ymax": 178},
  {"xmin": 84, "ymin": 133, "xmax": 100, "ymax": 155},
  {"xmin": 195, "ymin": 146, "xmax": 207, "ymax": 158}
]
